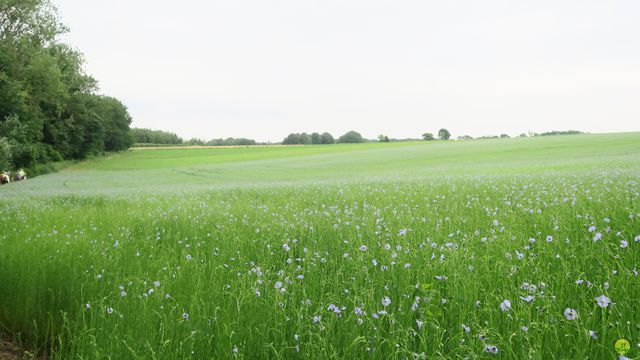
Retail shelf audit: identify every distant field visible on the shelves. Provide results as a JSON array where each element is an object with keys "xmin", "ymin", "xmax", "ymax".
[
  {"xmin": 1, "ymin": 133, "xmax": 639, "ymax": 359},
  {"xmin": 3, "ymin": 132, "xmax": 639, "ymax": 196}
]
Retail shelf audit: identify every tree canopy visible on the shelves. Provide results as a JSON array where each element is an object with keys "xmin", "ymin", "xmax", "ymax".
[
  {"xmin": 0, "ymin": 0, "xmax": 132, "ymax": 173},
  {"xmin": 422, "ymin": 132, "xmax": 435, "ymax": 141},
  {"xmin": 438, "ymin": 128, "xmax": 451, "ymax": 140},
  {"xmin": 130, "ymin": 128, "xmax": 182, "ymax": 145},
  {"xmin": 337, "ymin": 130, "xmax": 364, "ymax": 144},
  {"xmin": 282, "ymin": 132, "xmax": 335, "ymax": 145}
]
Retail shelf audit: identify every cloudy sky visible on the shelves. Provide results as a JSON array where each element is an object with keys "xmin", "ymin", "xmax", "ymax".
[{"xmin": 56, "ymin": 0, "xmax": 640, "ymax": 141}]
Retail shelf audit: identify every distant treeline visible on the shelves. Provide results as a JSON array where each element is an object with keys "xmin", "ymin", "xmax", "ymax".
[
  {"xmin": 131, "ymin": 128, "xmax": 589, "ymax": 148},
  {"xmin": 130, "ymin": 128, "xmax": 264, "ymax": 146},
  {"xmin": 456, "ymin": 130, "xmax": 585, "ymax": 141},
  {"xmin": 130, "ymin": 128, "xmax": 182, "ymax": 145},
  {"xmin": 0, "ymin": 0, "xmax": 132, "ymax": 174},
  {"xmin": 129, "ymin": 129, "xmax": 370, "ymax": 147},
  {"xmin": 537, "ymin": 130, "xmax": 584, "ymax": 136}
]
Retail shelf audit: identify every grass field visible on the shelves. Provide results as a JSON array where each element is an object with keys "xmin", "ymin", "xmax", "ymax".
[{"xmin": 1, "ymin": 133, "xmax": 639, "ymax": 358}]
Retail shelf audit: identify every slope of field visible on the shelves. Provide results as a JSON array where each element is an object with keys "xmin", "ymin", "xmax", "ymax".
[
  {"xmin": 2, "ymin": 132, "xmax": 639, "ymax": 197},
  {"xmin": 1, "ymin": 133, "xmax": 639, "ymax": 359}
]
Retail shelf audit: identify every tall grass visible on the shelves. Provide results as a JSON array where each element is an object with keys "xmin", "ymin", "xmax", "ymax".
[{"xmin": 1, "ymin": 173, "xmax": 639, "ymax": 358}]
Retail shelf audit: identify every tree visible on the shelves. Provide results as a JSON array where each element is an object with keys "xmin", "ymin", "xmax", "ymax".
[
  {"xmin": 0, "ymin": 0, "xmax": 68, "ymax": 48},
  {"xmin": 337, "ymin": 130, "xmax": 364, "ymax": 143},
  {"xmin": 320, "ymin": 132, "xmax": 335, "ymax": 144},
  {"xmin": 185, "ymin": 138, "xmax": 204, "ymax": 145},
  {"xmin": 422, "ymin": 132, "xmax": 435, "ymax": 141},
  {"xmin": 457, "ymin": 135, "xmax": 473, "ymax": 141},
  {"xmin": 282, "ymin": 133, "xmax": 301, "ymax": 145},
  {"xmin": 298, "ymin": 132, "xmax": 312, "ymax": 145},
  {"xmin": 94, "ymin": 96, "xmax": 132, "ymax": 151},
  {"xmin": 0, "ymin": 0, "xmax": 134, "ymax": 173},
  {"xmin": 500, "ymin": 133, "xmax": 510, "ymax": 138},
  {"xmin": 130, "ymin": 128, "xmax": 182, "ymax": 144},
  {"xmin": 438, "ymin": 128, "xmax": 451, "ymax": 140},
  {"xmin": 61, "ymin": 93, "xmax": 105, "ymax": 159},
  {"xmin": 310, "ymin": 132, "xmax": 321, "ymax": 144}
]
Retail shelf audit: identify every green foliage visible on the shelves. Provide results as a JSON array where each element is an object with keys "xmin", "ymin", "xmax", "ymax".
[
  {"xmin": 537, "ymin": 130, "xmax": 584, "ymax": 136},
  {"xmin": 438, "ymin": 128, "xmax": 451, "ymax": 140},
  {"xmin": 185, "ymin": 138, "xmax": 205, "ymax": 146},
  {"xmin": 337, "ymin": 130, "xmax": 364, "ymax": 143},
  {"xmin": 298, "ymin": 132, "xmax": 311, "ymax": 145},
  {"xmin": 130, "ymin": 128, "xmax": 182, "ymax": 145},
  {"xmin": 282, "ymin": 133, "xmax": 300, "ymax": 145},
  {"xmin": 320, "ymin": 132, "xmax": 335, "ymax": 144},
  {"xmin": 205, "ymin": 137, "xmax": 257, "ymax": 146},
  {"xmin": 0, "ymin": 0, "xmax": 132, "ymax": 172},
  {"xmin": 0, "ymin": 136, "xmax": 11, "ymax": 170},
  {"xmin": 422, "ymin": 132, "xmax": 435, "ymax": 141},
  {"xmin": 283, "ymin": 132, "xmax": 334, "ymax": 145}
]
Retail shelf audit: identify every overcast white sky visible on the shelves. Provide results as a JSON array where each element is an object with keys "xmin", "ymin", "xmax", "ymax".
[{"xmin": 55, "ymin": 0, "xmax": 640, "ymax": 141}]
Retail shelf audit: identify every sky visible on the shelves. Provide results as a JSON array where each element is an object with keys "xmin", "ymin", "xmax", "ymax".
[{"xmin": 55, "ymin": 0, "xmax": 640, "ymax": 142}]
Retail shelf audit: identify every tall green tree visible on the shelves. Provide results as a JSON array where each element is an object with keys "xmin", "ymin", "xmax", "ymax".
[
  {"xmin": 320, "ymin": 132, "xmax": 335, "ymax": 144},
  {"xmin": 282, "ymin": 133, "xmax": 301, "ymax": 145},
  {"xmin": 310, "ymin": 132, "xmax": 321, "ymax": 144},
  {"xmin": 438, "ymin": 128, "xmax": 451, "ymax": 140},
  {"xmin": 0, "ymin": 0, "xmax": 133, "ymax": 171}
]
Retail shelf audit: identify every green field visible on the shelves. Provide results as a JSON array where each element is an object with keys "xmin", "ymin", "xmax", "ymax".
[
  {"xmin": 4, "ymin": 132, "xmax": 640, "ymax": 196},
  {"xmin": 1, "ymin": 133, "xmax": 640, "ymax": 358}
]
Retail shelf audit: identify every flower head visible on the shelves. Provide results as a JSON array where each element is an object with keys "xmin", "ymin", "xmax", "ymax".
[
  {"xmin": 484, "ymin": 345, "xmax": 499, "ymax": 354},
  {"xmin": 519, "ymin": 295, "xmax": 535, "ymax": 303},
  {"xmin": 564, "ymin": 308, "xmax": 577, "ymax": 320},
  {"xmin": 500, "ymin": 299, "xmax": 511, "ymax": 312},
  {"xmin": 596, "ymin": 295, "xmax": 612, "ymax": 308}
]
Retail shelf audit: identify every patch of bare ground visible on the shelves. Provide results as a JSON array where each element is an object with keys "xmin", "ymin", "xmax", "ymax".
[{"xmin": 0, "ymin": 335, "xmax": 39, "ymax": 360}]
